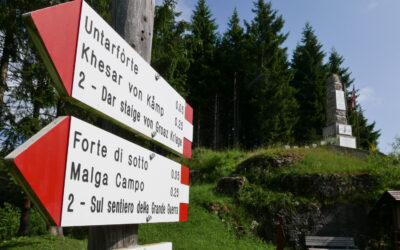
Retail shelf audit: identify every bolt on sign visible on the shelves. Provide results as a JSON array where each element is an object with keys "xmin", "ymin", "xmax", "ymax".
[
  {"xmin": 5, "ymin": 116, "xmax": 189, "ymax": 227},
  {"xmin": 23, "ymin": 0, "xmax": 193, "ymax": 158}
]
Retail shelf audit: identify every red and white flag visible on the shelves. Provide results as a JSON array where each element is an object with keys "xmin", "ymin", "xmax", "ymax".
[{"xmin": 350, "ymin": 85, "xmax": 356, "ymax": 110}]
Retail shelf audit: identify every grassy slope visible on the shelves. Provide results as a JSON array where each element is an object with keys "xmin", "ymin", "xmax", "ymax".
[
  {"xmin": 139, "ymin": 185, "xmax": 273, "ymax": 249},
  {"xmin": 0, "ymin": 236, "xmax": 87, "ymax": 250},
  {"xmin": 184, "ymin": 147, "xmax": 400, "ymax": 235},
  {"xmin": 2, "ymin": 146, "xmax": 397, "ymax": 249},
  {"xmin": 0, "ymin": 185, "xmax": 273, "ymax": 250},
  {"xmin": 255, "ymin": 147, "xmax": 400, "ymax": 199}
]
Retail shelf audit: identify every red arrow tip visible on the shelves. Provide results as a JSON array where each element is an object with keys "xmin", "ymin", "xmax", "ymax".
[
  {"xmin": 14, "ymin": 117, "xmax": 71, "ymax": 226},
  {"xmin": 31, "ymin": 0, "xmax": 82, "ymax": 96}
]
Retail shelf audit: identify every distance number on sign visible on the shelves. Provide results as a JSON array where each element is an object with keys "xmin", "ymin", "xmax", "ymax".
[
  {"xmin": 171, "ymin": 169, "xmax": 180, "ymax": 181},
  {"xmin": 176, "ymin": 101, "xmax": 184, "ymax": 115},
  {"xmin": 174, "ymin": 117, "xmax": 183, "ymax": 131},
  {"xmin": 170, "ymin": 187, "xmax": 179, "ymax": 198}
]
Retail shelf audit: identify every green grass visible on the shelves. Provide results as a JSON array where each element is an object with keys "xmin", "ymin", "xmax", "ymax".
[
  {"xmin": 139, "ymin": 184, "xmax": 274, "ymax": 250},
  {"xmin": 245, "ymin": 147, "xmax": 400, "ymax": 184},
  {"xmin": 2, "ymin": 146, "xmax": 398, "ymax": 249},
  {"xmin": 0, "ymin": 235, "xmax": 86, "ymax": 250},
  {"xmin": 284, "ymin": 147, "xmax": 369, "ymax": 174},
  {"xmin": 0, "ymin": 184, "xmax": 273, "ymax": 250},
  {"xmin": 186, "ymin": 148, "xmax": 247, "ymax": 183},
  {"xmin": 287, "ymin": 148, "xmax": 400, "ymax": 196},
  {"xmin": 241, "ymin": 147, "xmax": 400, "ymax": 202},
  {"xmin": 245, "ymin": 147, "xmax": 369, "ymax": 175}
]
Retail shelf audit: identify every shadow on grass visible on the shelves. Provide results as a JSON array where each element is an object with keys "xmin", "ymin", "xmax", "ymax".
[
  {"xmin": 0, "ymin": 236, "xmax": 87, "ymax": 250},
  {"xmin": 0, "ymin": 237, "xmax": 42, "ymax": 249}
]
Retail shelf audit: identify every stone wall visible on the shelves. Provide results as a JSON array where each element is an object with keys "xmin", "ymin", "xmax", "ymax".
[{"xmin": 215, "ymin": 152, "xmax": 385, "ymax": 249}]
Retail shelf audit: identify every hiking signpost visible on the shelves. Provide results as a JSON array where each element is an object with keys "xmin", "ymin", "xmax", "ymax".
[
  {"xmin": 5, "ymin": 0, "xmax": 192, "ymax": 248},
  {"xmin": 23, "ymin": 0, "xmax": 193, "ymax": 158},
  {"xmin": 6, "ymin": 116, "xmax": 189, "ymax": 226}
]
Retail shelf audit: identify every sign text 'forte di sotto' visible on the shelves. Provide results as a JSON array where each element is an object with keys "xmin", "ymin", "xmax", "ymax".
[
  {"xmin": 23, "ymin": 0, "xmax": 193, "ymax": 158},
  {"xmin": 6, "ymin": 117, "xmax": 189, "ymax": 227}
]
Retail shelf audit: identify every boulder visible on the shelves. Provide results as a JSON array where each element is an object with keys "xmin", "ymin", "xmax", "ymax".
[{"xmin": 216, "ymin": 176, "xmax": 246, "ymax": 195}]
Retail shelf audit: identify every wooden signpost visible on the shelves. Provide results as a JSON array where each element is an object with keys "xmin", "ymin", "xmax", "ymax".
[
  {"xmin": 5, "ymin": 0, "xmax": 193, "ymax": 249},
  {"xmin": 23, "ymin": 0, "xmax": 193, "ymax": 158}
]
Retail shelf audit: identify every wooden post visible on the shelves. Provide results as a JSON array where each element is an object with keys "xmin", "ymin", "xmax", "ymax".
[
  {"xmin": 276, "ymin": 216, "xmax": 285, "ymax": 250},
  {"xmin": 111, "ymin": 0, "xmax": 155, "ymax": 63},
  {"xmin": 88, "ymin": 1, "xmax": 155, "ymax": 249}
]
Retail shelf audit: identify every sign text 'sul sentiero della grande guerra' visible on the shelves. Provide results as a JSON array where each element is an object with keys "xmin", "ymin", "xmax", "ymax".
[{"xmin": 5, "ymin": 116, "xmax": 189, "ymax": 227}]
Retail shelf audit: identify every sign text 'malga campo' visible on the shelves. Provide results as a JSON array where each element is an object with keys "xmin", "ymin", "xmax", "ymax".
[{"xmin": 61, "ymin": 117, "xmax": 189, "ymax": 226}]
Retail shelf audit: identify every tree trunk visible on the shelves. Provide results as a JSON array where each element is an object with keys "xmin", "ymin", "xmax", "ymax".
[
  {"xmin": 0, "ymin": 30, "xmax": 12, "ymax": 118},
  {"xmin": 18, "ymin": 79, "xmax": 46, "ymax": 237},
  {"xmin": 88, "ymin": 1, "xmax": 155, "ymax": 249},
  {"xmin": 233, "ymin": 72, "xmax": 239, "ymax": 147},
  {"xmin": 213, "ymin": 94, "xmax": 219, "ymax": 150},
  {"xmin": 18, "ymin": 196, "xmax": 31, "ymax": 236},
  {"xmin": 196, "ymin": 107, "xmax": 201, "ymax": 147}
]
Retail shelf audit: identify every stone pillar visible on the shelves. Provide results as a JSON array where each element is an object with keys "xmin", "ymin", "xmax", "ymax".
[{"xmin": 323, "ymin": 74, "xmax": 356, "ymax": 148}]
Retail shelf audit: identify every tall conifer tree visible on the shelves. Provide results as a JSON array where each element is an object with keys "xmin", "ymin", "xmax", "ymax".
[
  {"xmin": 242, "ymin": 0, "xmax": 297, "ymax": 147},
  {"xmin": 291, "ymin": 23, "xmax": 327, "ymax": 143},
  {"xmin": 0, "ymin": 0, "xmax": 64, "ymax": 236},
  {"xmin": 218, "ymin": 9, "xmax": 245, "ymax": 147},
  {"xmin": 152, "ymin": 0, "xmax": 190, "ymax": 97},
  {"xmin": 187, "ymin": 0, "xmax": 218, "ymax": 147}
]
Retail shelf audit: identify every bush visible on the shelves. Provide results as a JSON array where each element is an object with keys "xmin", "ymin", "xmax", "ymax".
[
  {"xmin": 0, "ymin": 203, "xmax": 20, "ymax": 241},
  {"xmin": 188, "ymin": 148, "xmax": 246, "ymax": 183},
  {"xmin": 63, "ymin": 227, "xmax": 88, "ymax": 240},
  {"xmin": 30, "ymin": 207, "xmax": 47, "ymax": 236},
  {"xmin": 0, "ymin": 203, "xmax": 47, "ymax": 241},
  {"xmin": 0, "ymin": 159, "xmax": 24, "ymax": 207},
  {"xmin": 238, "ymin": 184, "xmax": 298, "ymax": 215},
  {"xmin": 367, "ymin": 152, "xmax": 400, "ymax": 197}
]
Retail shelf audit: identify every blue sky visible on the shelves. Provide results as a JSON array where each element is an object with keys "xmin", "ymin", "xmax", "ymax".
[{"xmin": 157, "ymin": 0, "xmax": 400, "ymax": 153}]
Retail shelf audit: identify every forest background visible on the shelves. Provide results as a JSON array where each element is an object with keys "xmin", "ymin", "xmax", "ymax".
[{"xmin": 0, "ymin": 0, "xmax": 380, "ymax": 157}]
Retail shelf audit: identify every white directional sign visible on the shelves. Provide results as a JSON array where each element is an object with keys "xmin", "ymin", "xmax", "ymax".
[
  {"xmin": 5, "ymin": 116, "xmax": 189, "ymax": 227},
  {"xmin": 24, "ymin": 0, "xmax": 193, "ymax": 158}
]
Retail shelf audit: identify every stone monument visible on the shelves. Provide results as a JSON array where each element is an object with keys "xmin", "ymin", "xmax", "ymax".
[{"xmin": 323, "ymin": 74, "xmax": 356, "ymax": 148}]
